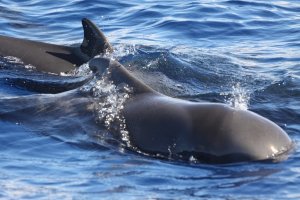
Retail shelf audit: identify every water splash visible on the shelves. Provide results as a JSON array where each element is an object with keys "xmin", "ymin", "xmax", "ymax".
[
  {"xmin": 62, "ymin": 46, "xmax": 136, "ymax": 145},
  {"xmin": 221, "ymin": 82, "xmax": 250, "ymax": 110},
  {"xmin": 79, "ymin": 63, "xmax": 133, "ymax": 146},
  {"xmin": 4, "ymin": 56, "xmax": 24, "ymax": 64},
  {"xmin": 1, "ymin": 56, "xmax": 36, "ymax": 70},
  {"xmin": 64, "ymin": 62, "xmax": 92, "ymax": 77},
  {"xmin": 110, "ymin": 43, "xmax": 137, "ymax": 60}
]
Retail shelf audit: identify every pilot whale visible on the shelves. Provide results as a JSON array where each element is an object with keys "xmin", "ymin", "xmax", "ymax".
[
  {"xmin": 88, "ymin": 58, "xmax": 292, "ymax": 163},
  {"xmin": 0, "ymin": 18, "xmax": 112, "ymax": 74},
  {"xmin": 0, "ymin": 18, "xmax": 293, "ymax": 163}
]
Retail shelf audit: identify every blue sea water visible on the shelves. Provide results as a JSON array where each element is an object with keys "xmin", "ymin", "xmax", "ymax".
[{"xmin": 0, "ymin": 0, "xmax": 299, "ymax": 199}]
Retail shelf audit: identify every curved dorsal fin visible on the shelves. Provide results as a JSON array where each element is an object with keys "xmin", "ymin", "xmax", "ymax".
[{"xmin": 80, "ymin": 18, "xmax": 113, "ymax": 58}]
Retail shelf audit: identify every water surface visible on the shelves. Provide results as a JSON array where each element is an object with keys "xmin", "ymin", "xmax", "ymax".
[{"xmin": 0, "ymin": 0, "xmax": 299, "ymax": 199}]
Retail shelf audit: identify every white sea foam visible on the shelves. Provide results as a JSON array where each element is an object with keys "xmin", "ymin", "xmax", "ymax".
[
  {"xmin": 79, "ymin": 63, "xmax": 133, "ymax": 146},
  {"xmin": 2, "ymin": 56, "xmax": 36, "ymax": 70},
  {"xmin": 221, "ymin": 82, "xmax": 250, "ymax": 110},
  {"xmin": 4, "ymin": 56, "xmax": 23, "ymax": 64},
  {"xmin": 111, "ymin": 43, "xmax": 137, "ymax": 58}
]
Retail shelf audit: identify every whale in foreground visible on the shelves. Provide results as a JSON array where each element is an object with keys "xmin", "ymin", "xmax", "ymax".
[
  {"xmin": 0, "ymin": 18, "xmax": 293, "ymax": 163},
  {"xmin": 89, "ymin": 58, "xmax": 292, "ymax": 163}
]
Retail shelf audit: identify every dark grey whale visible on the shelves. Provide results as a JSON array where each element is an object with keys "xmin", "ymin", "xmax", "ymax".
[
  {"xmin": 89, "ymin": 58, "xmax": 292, "ymax": 163},
  {"xmin": 0, "ymin": 18, "xmax": 112, "ymax": 74},
  {"xmin": 0, "ymin": 18, "xmax": 293, "ymax": 163}
]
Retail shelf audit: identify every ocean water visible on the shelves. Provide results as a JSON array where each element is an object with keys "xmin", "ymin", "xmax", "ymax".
[{"xmin": 0, "ymin": 0, "xmax": 299, "ymax": 199}]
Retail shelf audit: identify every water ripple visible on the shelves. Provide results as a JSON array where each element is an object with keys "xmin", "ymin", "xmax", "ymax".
[{"xmin": 0, "ymin": 0, "xmax": 299, "ymax": 199}]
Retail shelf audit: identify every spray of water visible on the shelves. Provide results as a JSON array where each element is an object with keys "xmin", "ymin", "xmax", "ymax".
[
  {"xmin": 78, "ymin": 62, "xmax": 133, "ymax": 146},
  {"xmin": 110, "ymin": 44, "xmax": 137, "ymax": 58},
  {"xmin": 221, "ymin": 82, "xmax": 250, "ymax": 110},
  {"xmin": 2, "ymin": 56, "xmax": 36, "ymax": 70}
]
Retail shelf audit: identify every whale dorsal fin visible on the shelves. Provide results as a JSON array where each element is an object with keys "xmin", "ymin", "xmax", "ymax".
[
  {"xmin": 0, "ymin": 18, "xmax": 112, "ymax": 74},
  {"xmin": 80, "ymin": 18, "xmax": 113, "ymax": 58}
]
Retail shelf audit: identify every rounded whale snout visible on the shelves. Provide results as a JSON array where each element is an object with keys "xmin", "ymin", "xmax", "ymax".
[{"xmin": 218, "ymin": 109, "xmax": 293, "ymax": 162}]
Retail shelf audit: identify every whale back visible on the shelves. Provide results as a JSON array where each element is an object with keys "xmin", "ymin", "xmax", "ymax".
[
  {"xmin": 88, "ymin": 58, "xmax": 156, "ymax": 94},
  {"xmin": 121, "ymin": 93, "xmax": 293, "ymax": 164}
]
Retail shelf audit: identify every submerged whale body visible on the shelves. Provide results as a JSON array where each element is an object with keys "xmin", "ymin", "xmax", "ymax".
[{"xmin": 0, "ymin": 18, "xmax": 293, "ymax": 164}]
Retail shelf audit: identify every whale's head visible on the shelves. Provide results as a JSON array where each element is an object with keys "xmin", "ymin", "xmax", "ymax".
[
  {"xmin": 189, "ymin": 104, "xmax": 293, "ymax": 163},
  {"xmin": 219, "ymin": 109, "xmax": 293, "ymax": 162}
]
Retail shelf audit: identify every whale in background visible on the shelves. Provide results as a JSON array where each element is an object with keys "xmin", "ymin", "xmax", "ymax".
[{"xmin": 0, "ymin": 18, "xmax": 112, "ymax": 74}]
